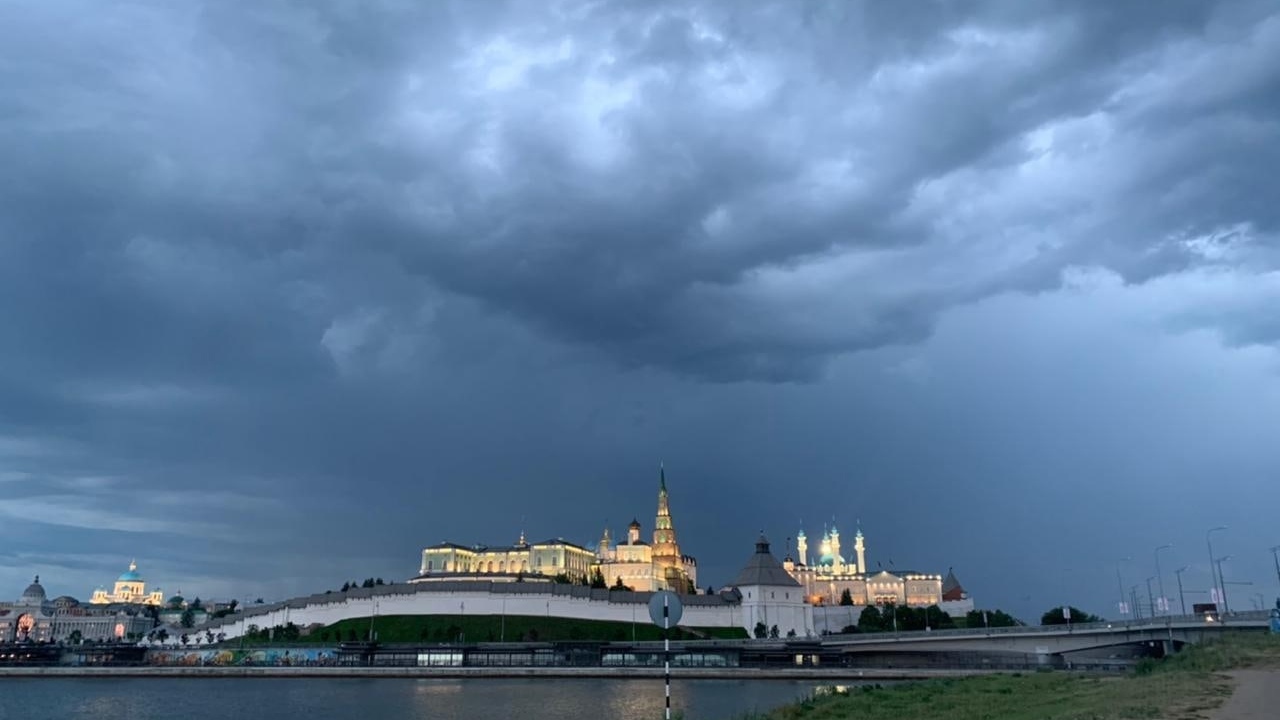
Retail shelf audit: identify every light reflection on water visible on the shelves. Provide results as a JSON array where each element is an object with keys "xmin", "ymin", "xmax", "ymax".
[{"xmin": 0, "ymin": 678, "xmax": 834, "ymax": 720}]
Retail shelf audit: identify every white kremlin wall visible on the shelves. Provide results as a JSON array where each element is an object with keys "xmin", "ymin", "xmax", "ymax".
[{"xmin": 192, "ymin": 582, "xmax": 777, "ymax": 641}]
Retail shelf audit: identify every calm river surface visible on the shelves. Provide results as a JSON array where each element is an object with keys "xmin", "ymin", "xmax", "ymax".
[{"xmin": 0, "ymin": 678, "xmax": 825, "ymax": 720}]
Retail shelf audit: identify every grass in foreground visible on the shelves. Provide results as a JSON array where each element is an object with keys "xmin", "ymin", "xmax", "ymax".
[{"xmin": 748, "ymin": 632, "xmax": 1279, "ymax": 720}]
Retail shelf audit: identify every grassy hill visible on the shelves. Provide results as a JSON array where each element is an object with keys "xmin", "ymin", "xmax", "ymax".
[{"xmin": 294, "ymin": 614, "xmax": 748, "ymax": 644}]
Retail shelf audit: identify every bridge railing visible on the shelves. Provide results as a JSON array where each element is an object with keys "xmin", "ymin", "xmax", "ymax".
[{"xmin": 819, "ymin": 610, "xmax": 1271, "ymax": 643}]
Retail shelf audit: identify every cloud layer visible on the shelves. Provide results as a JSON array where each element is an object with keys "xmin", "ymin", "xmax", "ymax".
[{"xmin": 1, "ymin": 0, "xmax": 1278, "ymax": 617}]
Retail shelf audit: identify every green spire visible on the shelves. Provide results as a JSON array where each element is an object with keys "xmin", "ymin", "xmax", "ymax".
[{"xmin": 659, "ymin": 463, "xmax": 666, "ymax": 493}]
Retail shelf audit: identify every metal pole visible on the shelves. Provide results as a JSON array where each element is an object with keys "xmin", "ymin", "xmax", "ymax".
[
  {"xmin": 1146, "ymin": 578, "xmax": 1155, "ymax": 620},
  {"xmin": 1270, "ymin": 546, "xmax": 1280, "ymax": 594},
  {"xmin": 1116, "ymin": 558, "xmax": 1130, "ymax": 617},
  {"xmin": 1154, "ymin": 545, "xmax": 1172, "ymax": 615},
  {"xmin": 1207, "ymin": 527, "xmax": 1227, "ymax": 611},
  {"xmin": 663, "ymin": 593, "xmax": 671, "ymax": 720},
  {"xmin": 1175, "ymin": 567, "xmax": 1188, "ymax": 616},
  {"xmin": 1131, "ymin": 586, "xmax": 1142, "ymax": 620},
  {"xmin": 1216, "ymin": 557, "xmax": 1232, "ymax": 615}
]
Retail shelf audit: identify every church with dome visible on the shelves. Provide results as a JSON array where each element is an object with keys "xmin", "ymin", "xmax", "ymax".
[{"xmin": 90, "ymin": 561, "xmax": 165, "ymax": 606}]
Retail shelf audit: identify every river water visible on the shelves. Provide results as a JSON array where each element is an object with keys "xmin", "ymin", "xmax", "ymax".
[{"xmin": 0, "ymin": 678, "xmax": 824, "ymax": 720}]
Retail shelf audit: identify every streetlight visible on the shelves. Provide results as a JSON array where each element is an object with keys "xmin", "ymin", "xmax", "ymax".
[
  {"xmin": 1206, "ymin": 527, "xmax": 1227, "ymax": 611},
  {"xmin": 1269, "ymin": 545, "xmax": 1280, "ymax": 593},
  {"xmin": 1145, "ymin": 577, "xmax": 1156, "ymax": 620},
  {"xmin": 1154, "ymin": 544, "xmax": 1172, "ymax": 615},
  {"xmin": 1115, "ymin": 557, "xmax": 1132, "ymax": 617},
  {"xmin": 1130, "ymin": 586, "xmax": 1143, "ymax": 621},
  {"xmin": 1174, "ymin": 566, "xmax": 1190, "ymax": 616},
  {"xmin": 1214, "ymin": 556, "xmax": 1233, "ymax": 615}
]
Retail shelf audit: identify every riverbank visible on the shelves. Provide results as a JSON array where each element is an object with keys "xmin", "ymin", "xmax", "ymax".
[
  {"xmin": 0, "ymin": 665, "xmax": 1021, "ymax": 680},
  {"xmin": 745, "ymin": 632, "xmax": 1280, "ymax": 720}
]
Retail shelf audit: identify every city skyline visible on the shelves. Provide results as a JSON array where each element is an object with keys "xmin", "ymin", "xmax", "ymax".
[{"xmin": 2, "ymin": 0, "xmax": 1279, "ymax": 623}]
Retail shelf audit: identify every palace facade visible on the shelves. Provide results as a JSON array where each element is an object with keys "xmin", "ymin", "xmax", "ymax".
[
  {"xmin": 1, "ymin": 576, "xmax": 155, "ymax": 644},
  {"xmin": 412, "ymin": 468, "xmax": 698, "ymax": 593}
]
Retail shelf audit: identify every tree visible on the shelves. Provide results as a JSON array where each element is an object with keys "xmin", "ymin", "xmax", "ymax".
[
  {"xmin": 612, "ymin": 576, "xmax": 633, "ymax": 591},
  {"xmin": 180, "ymin": 634, "xmax": 189, "ymax": 646},
  {"xmin": 706, "ymin": 586, "xmax": 715, "ymax": 596},
  {"xmin": 769, "ymin": 625, "xmax": 779, "ymax": 639},
  {"xmin": 228, "ymin": 599, "xmax": 239, "ymax": 612},
  {"xmin": 753, "ymin": 622, "xmax": 767, "ymax": 639},
  {"xmin": 967, "ymin": 609, "xmax": 1021, "ymax": 628},
  {"xmin": 375, "ymin": 578, "xmax": 385, "ymax": 586},
  {"xmin": 1041, "ymin": 606, "xmax": 1101, "ymax": 626},
  {"xmin": 552, "ymin": 572, "xmax": 572, "ymax": 584},
  {"xmin": 180, "ymin": 608, "xmax": 195, "ymax": 628},
  {"xmin": 839, "ymin": 589, "xmax": 854, "ymax": 606},
  {"xmin": 589, "ymin": 568, "xmax": 607, "ymax": 589},
  {"xmin": 67, "ymin": 630, "xmax": 82, "ymax": 645},
  {"xmin": 156, "ymin": 628, "xmax": 169, "ymax": 643},
  {"xmin": 361, "ymin": 578, "xmax": 375, "ymax": 589},
  {"xmin": 857, "ymin": 606, "xmax": 884, "ymax": 633},
  {"xmin": 786, "ymin": 628, "xmax": 797, "ymax": 638},
  {"xmin": 191, "ymin": 597, "xmax": 203, "ymax": 610}
]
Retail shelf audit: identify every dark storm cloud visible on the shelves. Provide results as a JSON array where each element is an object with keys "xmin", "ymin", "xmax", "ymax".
[{"xmin": 1, "ymin": 1, "xmax": 1278, "ymax": 613}]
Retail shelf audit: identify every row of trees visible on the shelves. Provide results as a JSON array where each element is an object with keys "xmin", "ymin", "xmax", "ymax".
[{"xmin": 339, "ymin": 578, "xmax": 386, "ymax": 592}]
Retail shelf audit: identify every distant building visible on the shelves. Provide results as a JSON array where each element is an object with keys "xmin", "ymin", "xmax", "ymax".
[
  {"xmin": 89, "ymin": 561, "xmax": 165, "ymax": 606},
  {"xmin": 783, "ymin": 525, "xmax": 968, "ymax": 614},
  {"xmin": 0, "ymin": 576, "xmax": 154, "ymax": 643},
  {"xmin": 411, "ymin": 467, "xmax": 698, "ymax": 593}
]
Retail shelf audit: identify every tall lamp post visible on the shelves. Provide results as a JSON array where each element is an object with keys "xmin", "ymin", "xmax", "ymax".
[
  {"xmin": 1130, "ymin": 586, "xmax": 1143, "ymax": 621},
  {"xmin": 1116, "ymin": 557, "xmax": 1132, "ymax": 617},
  {"xmin": 1145, "ymin": 577, "xmax": 1156, "ymax": 619},
  {"xmin": 1207, "ymin": 526, "xmax": 1227, "ymax": 610},
  {"xmin": 1154, "ymin": 544, "xmax": 1172, "ymax": 615},
  {"xmin": 1215, "ymin": 556, "xmax": 1233, "ymax": 615},
  {"xmin": 1269, "ymin": 545, "xmax": 1280, "ymax": 594},
  {"xmin": 1174, "ymin": 566, "xmax": 1189, "ymax": 616}
]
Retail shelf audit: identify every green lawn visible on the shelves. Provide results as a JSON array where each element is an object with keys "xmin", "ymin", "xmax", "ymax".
[
  {"xmin": 748, "ymin": 631, "xmax": 1279, "ymax": 720},
  {"xmin": 298, "ymin": 614, "xmax": 747, "ymax": 643}
]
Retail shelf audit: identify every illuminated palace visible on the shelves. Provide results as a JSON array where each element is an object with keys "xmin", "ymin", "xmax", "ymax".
[
  {"xmin": 412, "ymin": 468, "xmax": 698, "ymax": 593},
  {"xmin": 782, "ymin": 524, "xmax": 968, "ymax": 612}
]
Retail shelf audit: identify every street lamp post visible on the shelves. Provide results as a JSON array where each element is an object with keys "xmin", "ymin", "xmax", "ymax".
[
  {"xmin": 1207, "ymin": 527, "xmax": 1227, "ymax": 611},
  {"xmin": 1116, "ymin": 558, "xmax": 1132, "ymax": 617},
  {"xmin": 1270, "ymin": 545, "xmax": 1280, "ymax": 594},
  {"xmin": 1154, "ymin": 544, "xmax": 1172, "ymax": 615},
  {"xmin": 1174, "ymin": 566, "xmax": 1189, "ymax": 616},
  {"xmin": 1215, "ymin": 556, "xmax": 1233, "ymax": 615},
  {"xmin": 1146, "ymin": 577, "xmax": 1156, "ymax": 620},
  {"xmin": 1130, "ymin": 586, "xmax": 1142, "ymax": 621}
]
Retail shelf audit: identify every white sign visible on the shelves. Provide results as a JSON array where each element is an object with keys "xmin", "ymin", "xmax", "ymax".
[{"xmin": 1118, "ymin": 601, "xmax": 1130, "ymax": 615}]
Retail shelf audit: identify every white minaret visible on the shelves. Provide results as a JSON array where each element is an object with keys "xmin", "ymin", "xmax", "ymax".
[
  {"xmin": 796, "ymin": 530, "xmax": 808, "ymax": 567},
  {"xmin": 830, "ymin": 526, "xmax": 843, "ymax": 574},
  {"xmin": 855, "ymin": 529, "xmax": 866, "ymax": 575}
]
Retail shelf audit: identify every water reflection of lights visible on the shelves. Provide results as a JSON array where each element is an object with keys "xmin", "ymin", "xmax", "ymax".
[{"xmin": 412, "ymin": 680, "xmax": 465, "ymax": 696}]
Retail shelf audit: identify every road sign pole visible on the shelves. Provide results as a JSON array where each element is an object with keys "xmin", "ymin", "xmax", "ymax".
[{"xmin": 664, "ymin": 594, "xmax": 670, "ymax": 720}]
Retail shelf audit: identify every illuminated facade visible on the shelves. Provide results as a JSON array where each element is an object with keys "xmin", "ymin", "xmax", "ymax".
[
  {"xmin": 594, "ymin": 468, "xmax": 697, "ymax": 593},
  {"xmin": 1, "ymin": 577, "xmax": 154, "ymax": 643},
  {"xmin": 412, "ymin": 468, "xmax": 698, "ymax": 593},
  {"xmin": 89, "ymin": 561, "xmax": 165, "ymax": 606},
  {"xmin": 783, "ymin": 526, "xmax": 944, "ymax": 608},
  {"xmin": 413, "ymin": 534, "xmax": 597, "ymax": 583}
]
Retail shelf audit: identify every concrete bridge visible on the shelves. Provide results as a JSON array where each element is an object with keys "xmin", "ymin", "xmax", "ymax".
[{"xmin": 817, "ymin": 611, "xmax": 1272, "ymax": 662}]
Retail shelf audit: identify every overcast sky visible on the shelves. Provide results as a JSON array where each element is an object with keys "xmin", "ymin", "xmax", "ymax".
[{"xmin": 2, "ymin": 1, "xmax": 1278, "ymax": 621}]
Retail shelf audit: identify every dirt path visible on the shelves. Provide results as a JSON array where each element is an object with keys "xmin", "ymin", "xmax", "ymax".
[{"xmin": 1210, "ymin": 670, "xmax": 1280, "ymax": 719}]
